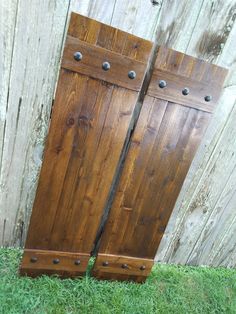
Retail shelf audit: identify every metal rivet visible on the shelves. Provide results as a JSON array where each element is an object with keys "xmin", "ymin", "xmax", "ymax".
[
  {"xmin": 30, "ymin": 256, "xmax": 37, "ymax": 263},
  {"xmin": 159, "ymin": 80, "xmax": 167, "ymax": 88},
  {"xmin": 74, "ymin": 259, "xmax": 81, "ymax": 266},
  {"xmin": 102, "ymin": 61, "xmax": 110, "ymax": 71},
  {"xmin": 121, "ymin": 263, "xmax": 128, "ymax": 269},
  {"xmin": 140, "ymin": 265, "xmax": 146, "ymax": 271},
  {"xmin": 204, "ymin": 95, "xmax": 212, "ymax": 102},
  {"xmin": 182, "ymin": 87, "xmax": 189, "ymax": 96},
  {"xmin": 53, "ymin": 258, "xmax": 60, "ymax": 264},
  {"xmin": 102, "ymin": 261, "xmax": 109, "ymax": 267},
  {"xmin": 74, "ymin": 51, "xmax": 83, "ymax": 61},
  {"xmin": 128, "ymin": 71, "xmax": 136, "ymax": 79}
]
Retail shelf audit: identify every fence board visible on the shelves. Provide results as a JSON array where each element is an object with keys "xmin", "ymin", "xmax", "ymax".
[
  {"xmin": 0, "ymin": 0, "xmax": 70, "ymax": 246},
  {"xmin": 155, "ymin": 0, "xmax": 236, "ymax": 265},
  {"xmin": 0, "ymin": 0, "xmax": 18, "ymax": 244},
  {"xmin": 0, "ymin": 0, "xmax": 235, "ymax": 267}
]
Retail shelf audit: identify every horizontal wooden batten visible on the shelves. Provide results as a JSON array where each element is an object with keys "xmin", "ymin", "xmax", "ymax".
[
  {"xmin": 20, "ymin": 13, "xmax": 154, "ymax": 280},
  {"xmin": 92, "ymin": 254, "xmax": 154, "ymax": 282},
  {"xmin": 62, "ymin": 35, "xmax": 147, "ymax": 91},
  {"xmin": 20, "ymin": 249, "xmax": 90, "ymax": 278},
  {"xmin": 147, "ymin": 69, "xmax": 223, "ymax": 113}
]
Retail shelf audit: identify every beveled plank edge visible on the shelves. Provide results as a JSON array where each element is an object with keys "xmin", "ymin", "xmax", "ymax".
[
  {"xmin": 68, "ymin": 12, "xmax": 228, "ymax": 84},
  {"xmin": 65, "ymin": 35, "xmax": 148, "ymax": 64},
  {"xmin": 92, "ymin": 253, "xmax": 154, "ymax": 280},
  {"xmin": 61, "ymin": 35, "xmax": 147, "ymax": 91},
  {"xmin": 19, "ymin": 249, "xmax": 90, "ymax": 277},
  {"xmin": 154, "ymin": 45, "xmax": 229, "ymax": 84},
  {"xmin": 147, "ymin": 69, "xmax": 225, "ymax": 113},
  {"xmin": 68, "ymin": 12, "xmax": 152, "ymax": 51},
  {"xmin": 147, "ymin": 91, "xmax": 215, "ymax": 113}
]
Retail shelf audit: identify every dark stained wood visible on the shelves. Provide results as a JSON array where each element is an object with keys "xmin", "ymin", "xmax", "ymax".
[
  {"xmin": 92, "ymin": 46, "xmax": 227, "ymax": 282},
  {"xmin": 62, "ymin": 36, "xmax": 147, "ymax": 91},
  {"xmin": 20, "ymin": 13, "xmax": 152, "ymax": 277},
  {"xmin": 20, "ymin": 249, "xmax": 90, "ymax": 278},
  {"xmin": 92, "ymin": 254, "xmax": 154, "ymax": 283},
  {"xmin": 21, "ymin": 12, "xmax": 227, "ymax": 281},
  {"xmin": 147, "ymin": 47, "xmax": 227, "ymax": 113},
  {"xmin": 148, "ymin": 69, "xmax": 223, "ymax": 113},
  {"xmin": 68, "ymin": 12, "xmax": 152, "ymax": 63}
]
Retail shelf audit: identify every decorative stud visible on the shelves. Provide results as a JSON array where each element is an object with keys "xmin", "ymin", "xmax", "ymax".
[
  {"xmin": 102, "ymin": 261, "xmax": 109, "ymax": 267},
  {"xmin": 140, "ymin": 265, "xmax": 146, "ymax": 271},
  {"xmin": 74, "ymin": 51, "xmax": 83, "ymax": 61},
  {"xmin": 30, "ymin": 256, "xmax": 37, "ymax": 263},
  {"xmin": 204, "ymin": 95, "xmax": 212, "ymax": 102},
  {"xmin": 102, "ymin": 61, "xmax": 110, "ymax": 71},
  {"xmin": 182, "ymin": 87, "xmax": 189, "ymax": 96},
  {"xmin": 121, "ymin": 263, "xmax": 129, "ymax": 269},
  {"xmin": 74, "ymin": 259, "xmax": 81, "ymax": 266},
  {"xmin": 53, "ymin": 258, "xmax": 60, "ymax": 264},
  {"xmin": 128, "ymin": 71, "xmax": 136, "ymax": 79},
  {"xmin": 159, "ymin": 80, "xmax": 167, "ymax": 88}
]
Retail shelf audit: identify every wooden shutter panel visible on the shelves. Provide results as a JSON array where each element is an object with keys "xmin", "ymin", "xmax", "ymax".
[
  {"xmin": 20, "ymin": 13, "xmax": 152, "ymax": 277},
  {"xmin": 92, "ymin": 47, "xmax": 228, "ymax": 282}
]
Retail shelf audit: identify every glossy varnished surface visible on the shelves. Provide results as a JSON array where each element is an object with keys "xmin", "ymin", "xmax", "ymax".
[
  {"xmin": 148, "ymin": 47, "xmax": 227, "ymax": 113},
  {"xmin": 20, "ymin": 13, "xmax": 152, "ymax": 277},
  {"xmin": 92, "ymin": 45, "xmax": 227, "ymax": 282}
]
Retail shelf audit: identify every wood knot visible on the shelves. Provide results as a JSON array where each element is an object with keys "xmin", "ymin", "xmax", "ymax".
[
  {"xmin": 66, "ymin": 117, "xmax": 75, "ymax": 126},
  {"xmin": 78, "ymin": 115, "xmax": 92, "ymax": 128}
]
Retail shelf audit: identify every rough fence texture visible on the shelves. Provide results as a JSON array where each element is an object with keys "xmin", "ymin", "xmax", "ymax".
[{"xmin": 0, "ymin": 0, "xmax": 235, "ymax": 268}]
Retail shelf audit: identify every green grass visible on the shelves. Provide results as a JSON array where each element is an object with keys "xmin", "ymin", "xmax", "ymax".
[{"xmin": 0, "ymin": 249, "xmax": 235, "ymax": 314}]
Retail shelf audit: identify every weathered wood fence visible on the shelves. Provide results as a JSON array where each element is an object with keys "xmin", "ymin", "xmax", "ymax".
[{"xmin": 0, "ymin": 0, "xmax": 236, "ymax": 267}]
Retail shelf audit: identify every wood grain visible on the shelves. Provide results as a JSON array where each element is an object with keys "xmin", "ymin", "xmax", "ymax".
[
  {"xmin": 20, "ymin": 249, "xmax": 90, "ymax": 277},
  {"xmin": 62, "ymin": 35, "xmax": 147, "ymax": 91},
  {"xmin": 155, "ymin": 0, "xmax": 236, "ymax": 267},
  {"xmin": 0, "ymin": 0, "xmax": 235, "ymax": 270},
  {"xmin": 93, "ymin": 46, "xmax": 227, "ymax": 281},
  {"xmin": 92, "ymin": 253, "xmax": 154, "ymax": 283},
  {"xmin": 0, "ymin": 0, "xmax": 70, "ymax": 247},
  {"xmin": 20, "ymin": 13, "xmax": 152, "ymax": 277}
]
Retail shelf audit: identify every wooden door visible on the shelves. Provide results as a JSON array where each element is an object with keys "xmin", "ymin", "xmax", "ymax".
[
  {"xmin": 92, "ymin": 47, "xmax": 227, "ymax": 282},
  {"xmin": 20, "ymin": 13, "xmax": 152, "ymax": 277}
]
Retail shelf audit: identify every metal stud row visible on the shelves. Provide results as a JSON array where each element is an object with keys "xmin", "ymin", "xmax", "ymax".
[
  {"xmin": 158, "ymin": 80, "xmax": 212, "ymax": 102},
  {"xmin": 30, "ymin": 256, "xmax": 81, "ymax": 266},
  {"xmin": 102, "ymin": 261, "xmax": 146, "ymax": 271},
  {"xmin": 73, "ymin": 52, "xmax": 136, "ymax": 79}
]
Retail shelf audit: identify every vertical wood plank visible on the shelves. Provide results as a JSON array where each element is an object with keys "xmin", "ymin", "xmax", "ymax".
[
  {"xmin": 187, "ymin": 160, "xmax": 236, "ymax": 266},
  {"xmin": 155, "ymin": 0, "xmax": 236, "ymax": 266},
  {"xmin": 0, "ymin": 0, "xmax": 70, "ymax": 246},
  {"xmin": 71, "ymin": 0, "xmax": 162, "ymax": 40},
  {"xmin": 0, "ymin": 0, "xmax": 235, "ymax": 268},
  {"xmin": 0, "ymin": 0, "xmax": 18, "ymax": 244}
]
